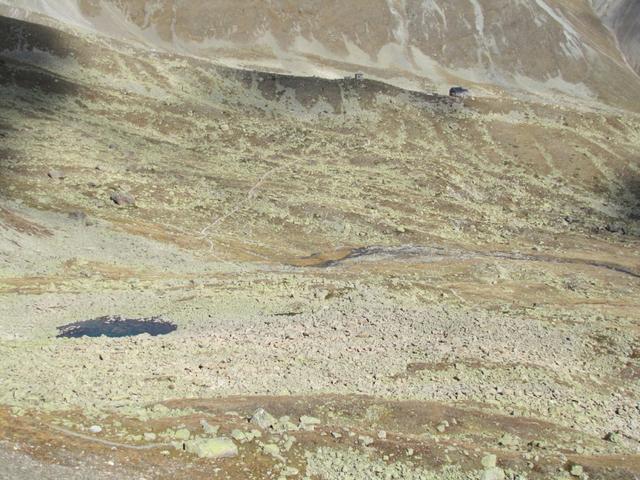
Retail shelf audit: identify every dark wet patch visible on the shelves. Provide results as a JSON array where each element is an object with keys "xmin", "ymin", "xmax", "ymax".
[
  {"xmin": 56, "ymin": 315, "xmax": 177, "ymax": 338},
  {"xmin": 295, "ymin": 245, "xmax": 448, "ymax": 268},
  {"xmin": 294, "ymin": 244, "xmax": 640, "ymax": 279}
]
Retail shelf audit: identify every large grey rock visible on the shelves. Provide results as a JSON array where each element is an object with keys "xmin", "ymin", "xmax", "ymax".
[
  {"xmin": 250, "ymin": 408, "xmax": 277, "ymax": 430},
  {"xmin": 110, "ymin": 190, "xmax": 135, "ymax": 206},
  {"xmin": 47, "ymin": 169, "xmax": 65, "ymax": 180}
]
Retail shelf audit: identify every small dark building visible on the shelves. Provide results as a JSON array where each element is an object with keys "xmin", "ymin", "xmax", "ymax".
[
  {"xmin": 449, "ymin": 86, "xmax": 470, "ymax": 97},
  {"xmin": 354, "ymin": 73, "xmax": 364, "ymax": 81}
]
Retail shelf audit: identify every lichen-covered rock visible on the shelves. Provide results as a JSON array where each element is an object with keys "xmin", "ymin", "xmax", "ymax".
[
  {"xmin": 498, "ymin": 433, "xmax": 520, "ymax": 447},
  {"xmin": 200, "ymin": 419, "xmax": 219, "ymax": 435},
  {"xmin": 299, "ymin": 415, "xmax": 321, "ymax": 430},
  {"xmin": 481, "ymin": 454, "xmax": 497, "ymax": 468},
  {"xmin": 173, "ymin": 428, "xmax": 191, "ymax": 441},
  {"xmin": 262, "ymin": 443, "xmax": 282, "ymax": 460},
  {"xmin": 570, "ymin": 464, "xmax": 584, "ymax": 477},
  {"xmin": 274, "ymin": 415, "xmax": 299, "ymax": 433},
  {"xmin": 185, "ymin": 437, "xmax": 238, "ymax": 459},
  {"xmin": 481, "ymin": 467, "xmax": 505, "ymax": 480}
]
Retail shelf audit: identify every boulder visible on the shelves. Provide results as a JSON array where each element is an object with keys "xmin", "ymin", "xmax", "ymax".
[
  {"xmin": 250, "ymin": 408, "xmax": 277, "ymax": 430},
  {"xmin": 185, "ymin": 437, "xmax": 238, "ymax": 459},
  {"xmin": 110, "ymin": 191, "xmax": 135, "ymax": 206}
]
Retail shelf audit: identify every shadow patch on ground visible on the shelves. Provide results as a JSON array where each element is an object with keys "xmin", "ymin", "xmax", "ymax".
[
  {"xmin": 601, "ymin": 165, "xmax": 640, "ymax": 237},
  {"xmin": 621, "ymin": 174, "xmax": 640, "ymax": 223},
  {"xmin": 222, "ymin": 67, "xmax": 458, "ymax": 115},
  {"xmin": 0, "ymin": 15, "xmax": 81, "ymax": 198}
]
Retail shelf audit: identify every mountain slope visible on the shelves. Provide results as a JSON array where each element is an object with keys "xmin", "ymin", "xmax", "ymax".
[
  {"xmin": 2, "ymin": 0, "xmax": 640, "ymax": 110},
  {"xmin": 1, "ymin": 5, "xmax": 640, "ymax": 480},
  {"xmin": 591, "ymin": 0, "xmax": 640, "ymax": 75}
]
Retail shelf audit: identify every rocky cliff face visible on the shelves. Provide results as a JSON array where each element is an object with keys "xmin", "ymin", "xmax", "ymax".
[
  {"xmin": 1, "ymin": 0, "xmax": 639, "ymax": 109},
  {"xmin": 591, "ymin": 0, "xmax": 640, "ymax": 75}
]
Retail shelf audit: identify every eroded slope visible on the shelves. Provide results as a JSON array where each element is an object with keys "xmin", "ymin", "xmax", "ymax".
[{"xmin": 2, "ymin": 0, "xmax": 640, "ymax": 110}]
